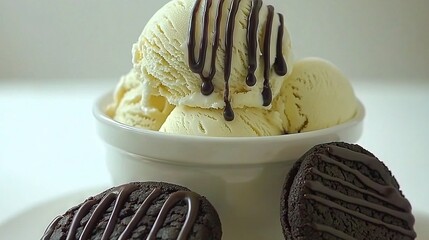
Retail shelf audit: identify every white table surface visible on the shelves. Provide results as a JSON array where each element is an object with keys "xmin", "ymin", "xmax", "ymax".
[{"xmin": 0, "ymin": 78, "xmax": 428, "ymax": 226}]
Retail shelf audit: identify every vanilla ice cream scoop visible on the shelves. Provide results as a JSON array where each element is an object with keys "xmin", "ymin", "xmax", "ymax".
[
  {"xmin": 107, "ymin": 70, "xmax": 175, "ymax": 130},
  {"xmin": 280, "ymin": 57, "xmax": 358, "ymax": 133},
  {"xmin": 133, "ymin": 0, "xmax": 293, "ymax": 121},
  {"xmin": 160, "ymin": 105, "xmax": 284, "ymax": 137}
]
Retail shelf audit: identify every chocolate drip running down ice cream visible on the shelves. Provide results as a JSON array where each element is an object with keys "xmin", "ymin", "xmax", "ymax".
[{"xmin": 188, "ymin": 0, "xmax": 288, "ymax": 121}]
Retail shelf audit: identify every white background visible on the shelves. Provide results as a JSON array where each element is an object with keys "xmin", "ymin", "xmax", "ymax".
[{"xmin": 0, "ymin": 0, "xmax": 428, "ymax": 81}]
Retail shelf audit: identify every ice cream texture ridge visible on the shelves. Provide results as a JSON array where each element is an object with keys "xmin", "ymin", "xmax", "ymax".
[{"xmin": 107, "ymin": 0, "xmax": 359, "ymax": 137}]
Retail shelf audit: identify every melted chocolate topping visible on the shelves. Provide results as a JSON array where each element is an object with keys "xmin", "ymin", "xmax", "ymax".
[
  {"xmin": 274, "ymin": 13, "xmax": 287, "ymax": 76},
  {"xmin": 304, "ymin": 145, "xmax": 416, "ymax": 238},
  {"xmin": 246, "ymin": 0, "xmax": 263, "ymax": 87},
  {"xmin": 188, "ymin": 0, "xmax": 288, "ymax": 121},
  {"xmin": 262, "ymin": 5, "xmax": 274, "ymax": 106},
  {"xmin": 42, "ymin": 185, "xmax": 201, "ymax": 240},
  {"xmin": 223, "ymin": 0, "xmax": 241, "ymax": 121},
  {"xmin": 188, "ymin": 0, "xmax": 225, "ymax": 96}
]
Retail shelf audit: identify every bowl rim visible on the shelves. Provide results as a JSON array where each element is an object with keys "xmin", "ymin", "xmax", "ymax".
[{"xmin": 93, "ymin": 91, "xmax": 365, "ymax": 144}]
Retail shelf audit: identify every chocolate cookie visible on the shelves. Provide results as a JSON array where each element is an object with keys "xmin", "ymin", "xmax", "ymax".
[
  {"xmin": 41, "ymin": 182, "xmax": 222, "ymax": 240},
  {"xmin": 281, "ymin": 142, "xmax": 416, "ymax": 240}
]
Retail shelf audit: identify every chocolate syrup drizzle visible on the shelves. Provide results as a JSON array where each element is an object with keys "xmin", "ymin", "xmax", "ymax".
[
  {"xmin": 188, "ymin": 0, "xmax": 288, "ymax": 120},
  {"xmin": 188, "ymin": 0, "xmax": 221, "ymax": 96},
  {"xmin": 42, "ymin": 185, "xmax": 201, "ymax": 240},
  {"xmin": 304, "ymin": 145, "xmax": 416, "ymax": 239},
  {"xmin": 223, "ymin": 0, "xmax": 241, "ymax": 121},
  {"xmin": 246, "ymin": 0, "xmax": 262, "ymax": 87},
  {"xmin": 262, "ymin": 5, "xmax": 274, "ymax": 106}
]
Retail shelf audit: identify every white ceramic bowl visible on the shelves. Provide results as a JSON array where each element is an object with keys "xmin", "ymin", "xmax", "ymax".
[{"xmin": 93, "ymin": 91, "xmax": 365, "ymax": 240}]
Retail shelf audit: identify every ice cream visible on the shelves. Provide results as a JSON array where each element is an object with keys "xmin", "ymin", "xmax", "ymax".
[
  {"xmin": 107, "ymin": 0, "xmax": 359, "ymax": 137},
  {"xmin": 160, "ymin": 105, "xmax": 284, "ymax": 136},
  {"xmin": 158, "ymin": 57, "xmax": 358, "ymax": 136},
  {"xmin": 279, "ymin": 57, "xmax": 358, "ymax": 133},
  {"xmin": 132, "ymin": 0, "xmax": 293, "ymax": 120},
  {"xmin": 106, "ymin": 69, "xmax": 174, "ymax": 130}
]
